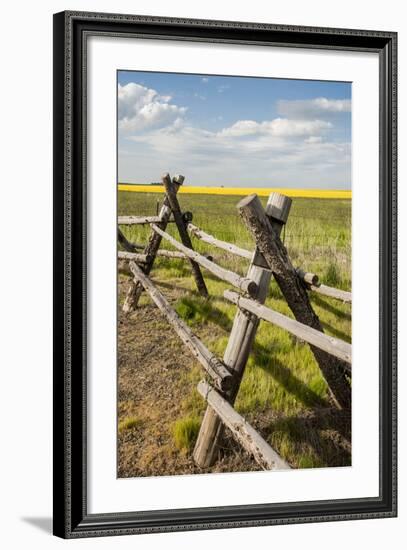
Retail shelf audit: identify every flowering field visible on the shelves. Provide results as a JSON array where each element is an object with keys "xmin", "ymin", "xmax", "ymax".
[{"xmin": 118, "ymin": 184, "xmax": 351, "ymax": 200}]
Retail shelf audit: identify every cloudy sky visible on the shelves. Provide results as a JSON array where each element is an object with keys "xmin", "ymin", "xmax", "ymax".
[{"xmin": 118, "ymin": 71, "xmax": 351, "ymax": 189}]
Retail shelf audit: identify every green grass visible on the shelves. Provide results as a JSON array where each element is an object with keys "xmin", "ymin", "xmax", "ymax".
[
  {"xmin": 172, "ymin": 416, "xmax": 201, "ymax": 452},
  {"xmin": 119, "ymin": 191, "xmax": 352, "ymax": 469},
  {"xmin": 324, "ymin": 261, "xmax": 342, "ymax": 288},
  {"xmin": 118, "ymin": 191, "xmax": 351, "ymax": 290},
  {"xmin": 175, "ymin": 296, "xmax": 213, "ymax": 325}
]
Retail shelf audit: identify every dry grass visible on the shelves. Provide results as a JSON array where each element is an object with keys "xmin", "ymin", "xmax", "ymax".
[{"xmin": 118, "ymin": 416, "xmax": 142, "ymax": 433}]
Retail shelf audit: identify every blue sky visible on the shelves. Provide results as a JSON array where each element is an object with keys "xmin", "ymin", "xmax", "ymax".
[{"xmin": 118, "ymin": 71, "xmax": 351, "ymax": 189}]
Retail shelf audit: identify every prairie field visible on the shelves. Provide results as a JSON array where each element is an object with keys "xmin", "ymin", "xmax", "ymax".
[{"xmin": 117, "ymin": 191, "xmax": 352, "ymax": 477}]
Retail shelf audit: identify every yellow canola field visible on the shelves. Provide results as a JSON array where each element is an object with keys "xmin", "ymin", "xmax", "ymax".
[{"xmin": 118, "ymin": 184, "xmax": 351, "ymax": 199}]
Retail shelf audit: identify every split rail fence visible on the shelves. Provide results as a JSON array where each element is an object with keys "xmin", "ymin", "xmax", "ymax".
[{"xmin": 118, "ymin": 173, "xmax": 352, "ymax": 470}]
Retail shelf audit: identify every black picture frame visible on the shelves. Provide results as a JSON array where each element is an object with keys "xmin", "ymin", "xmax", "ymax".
[{"xmin": 53, "ymin": 10, "xmax": 397, "ymax": 539}]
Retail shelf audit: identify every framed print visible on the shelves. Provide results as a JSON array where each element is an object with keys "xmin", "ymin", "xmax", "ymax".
[{"xmin": 53, "ymin": 11, "xmax": 397, "ymax": 538}]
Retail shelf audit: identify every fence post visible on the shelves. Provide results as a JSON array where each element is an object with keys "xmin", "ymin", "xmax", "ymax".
[
  {"xmin": 238, "ymin": 194, "xmax": 351, "ymax": 410},
  {"xmin": 193, "ymin": 192, "xmax": 292, "ymax": 468},
  {"xmin": 122, "ymin": 173, "xmax": 183, "ymax": 313},
  {"xmin": 163, "ymin": 178, "xmax": 208, "ymax": 298}
]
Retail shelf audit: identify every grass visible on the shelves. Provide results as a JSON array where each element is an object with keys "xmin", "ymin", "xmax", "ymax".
[
  {"xmin": 324, "ymin": 261, "xmax": 342, "ymax": 288},
  {"xmin": 118, "ymin": 191, "xmax": 352, "ymax": 290},
  {"xmin": 172, "ymin": 416, "xmax": 201, "ymax": 452},
  {"xmin": 175, "ymin": 297, "xmax": 213, "ymax": 325},
  {"xmin": 118, "ymin": 191, "xmax": 352, "ymax": 470},
  {"xmin": 118, "ymin": 416, "xmax": 142, "ymax": 433}
]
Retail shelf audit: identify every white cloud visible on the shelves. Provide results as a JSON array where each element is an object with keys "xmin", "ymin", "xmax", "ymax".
[
  {"xmin": 201, "ymin": 77, "xmax": 209, "ymax": 83},
  {"xmin": 278, "ymin": 97, "xmax": 351, "ymax": 119},
  {"xmin": 218, "ymin": 118, "xmax": 332, "ymax": 138},
  {"xmin": 118, "ymin": 82, "xmax": 187, "ymax": 132},
  {"xmin": 123, "ymin": 114, "xmax": 349, "ymax": 187},
  {"xmin": 218, "ymin": 120, "xmax": 259, "ymax": 137},
  {"xmin": 305, "ymin": 136, "xmax": 323, "ymax": 144}
]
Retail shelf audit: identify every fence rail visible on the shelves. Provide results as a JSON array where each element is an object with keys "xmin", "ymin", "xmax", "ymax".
[
  {"xmin": 118, "ymin": 249, "xmax": 213, "ymax": 262},
  {"xmin": 151, "ymin": 223, "xmax": 258, "ymax": 297},
  {"xmin": 188, "ymin": 222, "xmax": 253, "ymax": 260},
  {"xmin": 118, "ymin": 215, "xmax": 171, "ymax": 225},
  {"xmin": 310, "ymin": 284, "xmax": 352, "ymax": 303},
  {"xmin": 224, "ymin": 289, "xmax": 352, "ymax": 366}
]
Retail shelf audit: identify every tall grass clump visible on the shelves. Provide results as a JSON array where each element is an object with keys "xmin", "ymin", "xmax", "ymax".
[
  {"xmin": 324, "ymin": 261, "xmax": 342, "ymax": 288},
  {"xmin": 172, "ymin": 416, "xmax": 201, "ymax": 452}
]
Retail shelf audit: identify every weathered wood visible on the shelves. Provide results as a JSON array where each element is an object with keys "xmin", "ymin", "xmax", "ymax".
[
  {"xmin": 238, "ymin": 194, "xmax": 351, "ymax": 409},
  {"xmin": 197, "ymin": 380, "xmax": 291, "ymax": 471},
  {"xmin": 156, "ymin": 249, "xmax": 189, "ymax": 260},
  {"xmin": 118, "ymin": 251, "xmax": 151, "ymax": 263},
  {"xmin": 151, "ymin": 224, "xmax": 258, "ymax": 297},
  {"xmin": 311, "ymin": 284, "xmax": 352, "ymax": 303},
  {"xmin": 120, "ymin": 249, "xmax": 181, "ymax": 260},
  {"xmin": 296, "ymin": 268, "xmax": 319, "ymax": 287},
  {"xmin": 119, "ymin": 249, "xmax": 214, "ymax": 262},
  {"xmin": 118, "ymin": 228, "xmax": 143, "ymax": 252},
  {"xmin": 163, "ymin": 178, "xmax": 208, "ymax": 298},
  {"xmin": 188, "ymin": 223, "xmax": 252, "ymax": 260},
  {"xmin": 224, "ymin": 290, "xmax": 352, "ymax": 366},
  {"xmin": 265, "ymin": 192, "xmax": 292, "ymax": 224},
  {"xmin": 159, "ymin": 250, "xmax": 213, "ymax": 261},
  {"xmin": 118, "ymin": 259, "xmax": 153, "ymax": 276},
  {"xmin": 251, "ymin": 193, "xmax": 293, "ymax": 269},
  {"xmin": 194, "ymin": 193, "xmax": 292, "ymax": 468},
  {"xmin": 295, "ymin": 267, "xmax": 351, "ymax": 302},
  {"xmin": 182, "ymin": 211, "xmax": 193, "ymax": 224},
  {"xmin": 129, "ymin": 262, "xmax": 233, "ymax": 392},
  {"xmin": 123, "ymin": 174, "xmax": 184, "ymax": 313},
  {"xmin": 118, "ymin": 215, "xmax": 173, "ymax": 225}
]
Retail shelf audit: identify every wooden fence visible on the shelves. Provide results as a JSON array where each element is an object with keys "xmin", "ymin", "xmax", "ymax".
[{"xmin": 118, "ymin": 173, "xmax": 352, "ymax": 471}]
